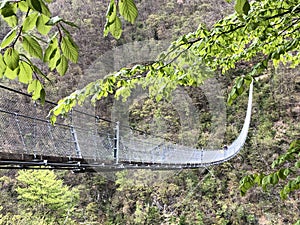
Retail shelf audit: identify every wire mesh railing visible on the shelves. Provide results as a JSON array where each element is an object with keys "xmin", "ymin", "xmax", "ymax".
[
  {"xmin": 0, "ymin": 81, "xmax": 253, "ymax": 170},
  {"xmin": 117, "ymin": 81, "xmax": 253, "ymax": 167}
]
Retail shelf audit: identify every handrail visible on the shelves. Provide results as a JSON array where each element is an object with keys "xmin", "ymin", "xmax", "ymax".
[
  {"xmin": 118, "ymin": 80, "xmax": 254, "ymax": 167},
  {"xmin": 0, "ymin": 81, "xmax": 254, "ymax": 171}
]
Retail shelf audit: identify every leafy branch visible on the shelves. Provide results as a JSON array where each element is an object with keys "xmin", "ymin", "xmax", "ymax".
[
  {"xmin": 0, "ymin": 0, "xmax": 79, "ymax": 102},
  {"xmin": 50, "ymin": 0, "xmax": 300, "ymax": 121},
  {"xmin": 104, "ymin": 0, "xmax": 138, "ymax": 39},
  {"xmin": 239, "ymin": 140, "xmax": 300, "ymax": 199}
]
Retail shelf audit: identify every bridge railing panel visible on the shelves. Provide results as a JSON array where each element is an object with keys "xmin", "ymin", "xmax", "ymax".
[
  {"xmin": 72, "ymin": 109, "xmax": 116, "ymax": 162},
  {"xmin": 0, "ymin": 87, "xmax": 80, "ymax": 160}
]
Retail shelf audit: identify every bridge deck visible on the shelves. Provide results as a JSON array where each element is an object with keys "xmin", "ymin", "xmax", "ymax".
[{"xmin": 0, "ymin": 81, "xmax": 253, "ymax": 172}]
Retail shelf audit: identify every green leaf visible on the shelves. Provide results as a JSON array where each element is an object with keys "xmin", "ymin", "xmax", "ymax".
[
  {"xmin": 61, "ymin": 36, "xmax": 78, "ymax": 63},
  {"xmin": 254, "ymin": 173, "xmax": 264, "ymax": 185},
  {"xmin": 22, "ymin": 35, "xmax": 43, "ymax": 59},
  {"xmin": 104, "ymin": 0, "xmax": 122, "ymax": 39},
  {"xmin": 0, "ymin": 54, "xmax": 6, "ymax": 78},
  {"xmin": 227, "ymin": 87, "xmax": 238, "ymax": 105},
  {"xmin": 22, "ymin": 12, "xmax": 39, "ymax": 32},
  {"xmin": 4, "ymin": 66, "xmax": 19, "ymax": 79},
  {"xmin": 44, "ymin": 44, "xmax": 55, "ymax": 62},
  {"xmin": 50, "ymin": 115, "xmax": 56, "ymax": 124},
  {"xmin": 62, "ymin": 19, "xmax": 79, "ymax": 28},
  {"xmin": 46, "ymin": 16, "xmax": 79, "ymax": 28},
  {"xmin": 44, "ymin": 37, "xmax": 58, "ymax": 62},
  {"xmin": 236, "ymin": 77, "xmax": 244, "ymax": 89},
  {"xmin": 119, "ymin": 0, "xmax": 138, "ymax": 24},
  {"xmin": 262, "ymin": 175, "xmax": 272, "ymax": 190},
  {"xmin": 40, "ymin": 88, "xmax": 46, "ymax": 105},
  {"xmin": 293, "ymin": 220, "xmax": 300, "ymax": 225},
  {"xmin": 48, "ymin": 48, "xmax": 60, "ymax": 70},
  {"xmin": 36, "ymin": 14, "xmax": 51, "ymax": 35},
  {"xmin": 243, "ymin": 0, "xmax": 250, "ymax": 15},
  {"xmin": 280, "ymin": 189, "xmax": 287, "ymax": 199},
  {"xmin": 56, "ymin": 55, "xmax": 68, "ymax": 76},
  {"xmin": 39, "ymin": 0, "xmax": 51, "ymax": 17},
  {"xmin": 244, "ymin": 76, "xmax": 253, "ymax": 86},
  {"xmin": 18, "ymin": 1, "xmax": 29, "ymax": 12},
  {"xmin": 271, "ymin": 173, "xmax": 279, "ymax": 185},
  {"xmin": 27, "ymin": 79, "xmax": 43, "ymax": 100},
  {"xmin": 28, "ymin": 0, "xmax": 50, "ymax": 16},
  {"xmin": 237, "ymin": 85, "xmax": 244, "ymax": 95},
  {"xmin": 46, "ymin": 16, "xmax": 62, "ymax": 25},
  {"xmin": 29, "ymin": 0, "xmax": 42, "ymax": 13},
  {"xmin": 0, "ymin": 2, "xmax": 16, "ymax": 17},
  {"xmin": 277, "ymin": 169, "xmax": 287, "ymax": 180},
  {"xmin": 290, "ymin": 139, "xmax": 300, "ymax": 150},
  {"xmin": 235, "ymin": 0, "xmax": 250, "ymax": 15},
  {"xmin": 3, "ymin": 48, "xmax": 19, "ymax": 70},
  {"xmin": 284, "ymin": 168, "xmax": 291, "ymax": 177},
  {"xmin": 0, "ymin": 26, "xmax": 17, "ymax": 49},
  {"xmin": 109, "ymin": 16, "xmax": 122, "ymax": 39},
  {"xmin": 3, "ymin": 15, "xmax": 17, "ymax": 27},
  {"xmin": 106, "ymin": 0, "xmax": 117, "ymax": 23},
  {"xmin": 18, "ymin": 61, "xmax": 33, "ymax": 84}
]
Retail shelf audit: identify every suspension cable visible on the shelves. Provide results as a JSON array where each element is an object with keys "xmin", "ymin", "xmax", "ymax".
[
  {"xmin": 0, "ymin": 84, "xmax": 174, "ymax": 141},
  {"xmin": 0, "ymin": 84, "xmax": 113, "ymax": 123}
]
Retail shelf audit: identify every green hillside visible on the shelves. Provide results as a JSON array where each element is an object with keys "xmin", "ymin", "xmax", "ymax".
[{"xmin": 0, "ymin": 0, "xmax": 299, "ymax": 224}]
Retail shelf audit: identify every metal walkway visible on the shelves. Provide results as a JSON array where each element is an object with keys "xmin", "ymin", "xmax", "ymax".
[{"xmin": 0, "ymin": 82, "xmax": 253, "ymax": 172}]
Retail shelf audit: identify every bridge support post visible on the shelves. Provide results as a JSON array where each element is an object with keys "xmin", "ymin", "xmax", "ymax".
[
  {"xmin": 69, "ymin": 110, "xmax": 82, "ymax": 159},
  {"xmin": 114, "ymin": 121, "xmax": 120, "ymax": 164},
  {"xmin": 70, "ymin": 126, "xmax": 82, "ymax": 158}
]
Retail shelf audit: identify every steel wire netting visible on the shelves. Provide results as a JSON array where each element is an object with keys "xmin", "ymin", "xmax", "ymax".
[
  {"xmin": 117, "ymin": 81, "xmax": 253, "ymax": 166},
  {"xmin": 0, "ymin": 86, "xmax": 119, "ymax": 161},
  {"xmin": 0, "ymin": 88, "xmax": 77, "ymax": 158},
  {"xmin": 0, "ymin": 80, "xmax": 253, "ymax": 168},
  {"xmin": 71, "ymin": 109, "xmax": 116, "ymax": 162}
]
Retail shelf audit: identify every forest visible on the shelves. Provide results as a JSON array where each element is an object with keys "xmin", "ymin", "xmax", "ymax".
[{"xmin": 0, "ymin": 0, "xmax": 299, "ymax": 224}]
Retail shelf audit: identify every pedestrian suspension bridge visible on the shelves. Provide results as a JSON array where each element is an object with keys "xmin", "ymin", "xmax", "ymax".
[{"xmin": 0, "ymin": 81, "xmax": 253, "ymax": 172}]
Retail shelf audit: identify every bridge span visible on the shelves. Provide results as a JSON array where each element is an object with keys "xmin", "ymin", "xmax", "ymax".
[{"xmin": 0, "ymin": 81, "xmax": 253, "ymax": 172}]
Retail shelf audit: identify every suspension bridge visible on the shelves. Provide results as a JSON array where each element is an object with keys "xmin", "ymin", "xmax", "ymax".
[{"xmin": 0, "ymin": 81, "xmax": 253, "ymax": 172}]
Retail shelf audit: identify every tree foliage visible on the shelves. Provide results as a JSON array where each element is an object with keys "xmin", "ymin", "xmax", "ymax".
[
  {"xmin": 16, "ymin": 170, "xmax": 79, "ymax": 223},
  {"xmin": 49, "ymin": 0, "xmax": 300, "ymax": 121},
  {"xmin": 1, "ymin": 1, "xmax": 299, "ymax": 223},
  {"xmin": 0, "ymin": 0, "xmax": 79, "ymax": 103},
  {"xmin": 104, "ymin": 0, "xmax": 138, "ymax": 38},
  {"xmin": 48, "ymin": 1, "xmax": 300, "ymax": 218},
  {"xmin": 1, "ymin": 0, "xmax": 299, "ymax": 111},
  {"xmin": 240, "ymin": 140, "xmax": 300, "ymax": 199}
]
